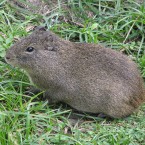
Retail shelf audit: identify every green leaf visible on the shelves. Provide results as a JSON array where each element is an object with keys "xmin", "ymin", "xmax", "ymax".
[
  {"xmin": 0, "ymin": 50, "xmax": 6, "ymax": 57},
  {"xmin": 91, "ymin": 23, "xmax": 99, "ymax": 30}
]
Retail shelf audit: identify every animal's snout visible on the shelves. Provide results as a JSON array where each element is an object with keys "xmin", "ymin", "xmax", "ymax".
[
  {"xmin": 5, "ymin": 53, "xmax": 12, "ymax": 63},
  {"xmin": 5, "ymin": 56, "xmax": 10, "ymax": 60}
]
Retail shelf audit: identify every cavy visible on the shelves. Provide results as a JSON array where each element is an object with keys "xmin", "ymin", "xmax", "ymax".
[{"xmin": 5, "ymin": 27, "xmax": 145, "ymax": 118}]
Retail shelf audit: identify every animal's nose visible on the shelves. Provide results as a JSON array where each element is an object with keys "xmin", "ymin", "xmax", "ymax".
[{"xmin": 6, "ymin": 56, "xmax": 10, "ymax": 60}]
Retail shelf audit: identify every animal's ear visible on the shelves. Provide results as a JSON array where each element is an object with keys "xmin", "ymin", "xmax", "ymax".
[
  {"xmin": 44, "ymin": 46, "xmax": 58, "ymax": 52},
  {"xmin": 33, "ymin": 26, "xmax": 47, "ymax": 31}
]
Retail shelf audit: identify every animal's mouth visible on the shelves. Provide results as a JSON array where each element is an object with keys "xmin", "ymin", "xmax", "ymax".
[
  {"xmin": 5, "ymin": 56, "xmax": 13, "ymax": 63},
  {"xmin": 5, "ymin": 56, "xmax": 18, "ymax": 67}
]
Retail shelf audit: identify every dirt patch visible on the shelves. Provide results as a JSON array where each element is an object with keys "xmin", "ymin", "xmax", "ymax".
[{"xmin": 10, "ymin": 0, "xmax": 66, "ymax": 15}]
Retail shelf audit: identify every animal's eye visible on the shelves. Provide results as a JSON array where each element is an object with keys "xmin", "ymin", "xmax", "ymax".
[{"xmin": 26, "ymin": 47, "xmax": 34, "ymax": 52}]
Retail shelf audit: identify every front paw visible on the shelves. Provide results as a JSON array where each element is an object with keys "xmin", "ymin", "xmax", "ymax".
[{"xmin": 25, "ymin": 86, "xmax": 46, "ymax": 100}]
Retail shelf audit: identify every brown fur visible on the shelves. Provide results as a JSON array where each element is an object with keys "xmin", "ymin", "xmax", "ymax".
[{"xmin": 5, "ymin": 27, "xmax": 145, "ymax": 118}]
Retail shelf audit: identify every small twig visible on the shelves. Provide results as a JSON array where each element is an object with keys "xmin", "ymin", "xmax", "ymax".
[{"xmin": 123, "ymin": 16, "xmax": 139, "ymax": 44}]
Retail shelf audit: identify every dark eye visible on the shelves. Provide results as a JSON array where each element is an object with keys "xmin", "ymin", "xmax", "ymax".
[{"xmin": 26, "ymin": 47, "xmax": 34, "ymax": 52}]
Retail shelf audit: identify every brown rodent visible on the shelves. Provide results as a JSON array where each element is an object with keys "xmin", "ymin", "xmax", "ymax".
[{"xmin": 5, "ymin": 27, "xmax": 145, "ymax": 118}]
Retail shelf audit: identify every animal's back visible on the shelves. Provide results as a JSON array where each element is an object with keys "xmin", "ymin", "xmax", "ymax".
[{"xmin": 60, "ymin": 43, "xmax": 145, "ymax": 118}]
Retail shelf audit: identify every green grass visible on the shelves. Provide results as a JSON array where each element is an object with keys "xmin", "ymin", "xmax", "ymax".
[{"xmin": 0, "ymin": 0, "xmax": 145, "ymax": 144}]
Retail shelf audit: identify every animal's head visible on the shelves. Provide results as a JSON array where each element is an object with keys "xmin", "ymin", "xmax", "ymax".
[{"xmin": 5, "ymin": 27, "xmax": 61, "ymax": 72}]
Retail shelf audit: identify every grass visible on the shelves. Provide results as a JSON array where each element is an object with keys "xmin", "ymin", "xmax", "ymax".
[{"xmin": 0, "ymin": 0, "xmax": 145, "ymax": 144}]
